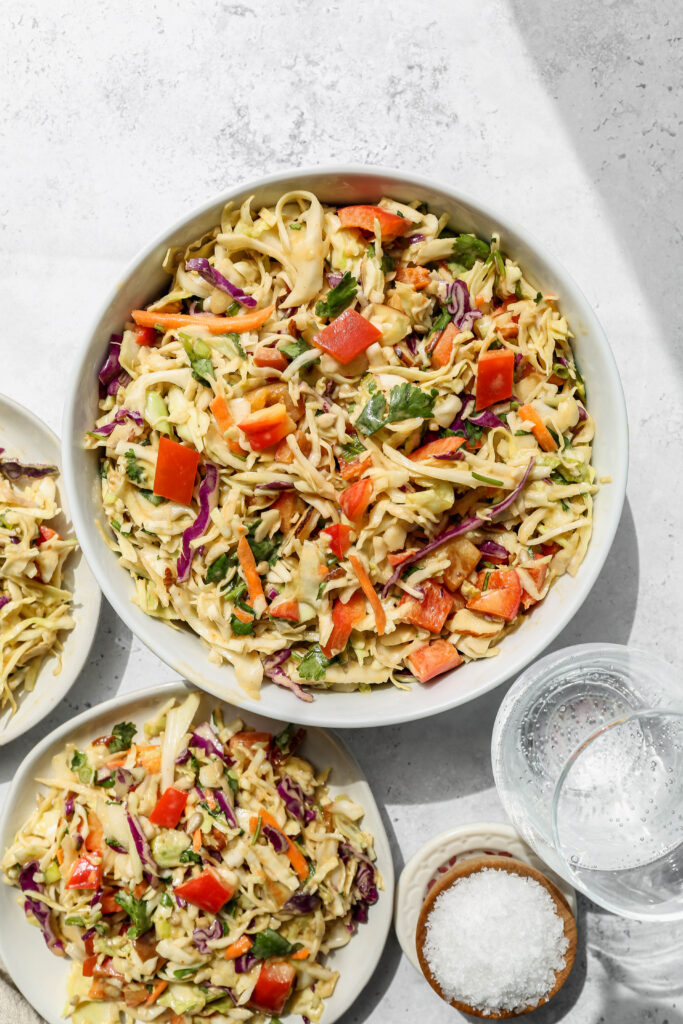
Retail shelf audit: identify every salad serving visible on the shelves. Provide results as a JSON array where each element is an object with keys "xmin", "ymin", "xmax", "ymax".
[
  {"xmin": 1, "ymin": 694, "xmax": 380, "ymax": 1023},
  {"xmin": 0, "ymin": 452, "xmax": 77, "ymax": 716},
  {"xmin": 86, "ymin": 192, "xmax": 595, "ymax": 700}
]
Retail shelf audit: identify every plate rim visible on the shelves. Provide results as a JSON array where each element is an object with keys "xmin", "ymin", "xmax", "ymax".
[
  {"xmin": 61, "ymin": 162, "xmax": 629, "ymax": 728},
  {"xmin": 0, "ymin": 678, "xmax": 395, "ymax": 1024},
  {"xmin": 0, "ymin": 391, "xmax": 102, "ymax": 745}
]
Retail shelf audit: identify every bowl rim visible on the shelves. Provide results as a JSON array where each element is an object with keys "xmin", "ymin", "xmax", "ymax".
[
  {"xmin": 0, "ymin": 392, "xmax": 101, "ymax": 744},
  {"xmin": 61, "ymin": 162, "xmax": 629, "ymax": 728},
  {"xmin": 0, "ymin": 678, "xmax": 395, "ymax": 1024}
]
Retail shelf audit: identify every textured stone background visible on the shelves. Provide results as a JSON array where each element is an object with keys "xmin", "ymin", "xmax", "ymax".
[{"xmin": 1, "ymin": 1, "xmax": 683, "ymax": 1021}]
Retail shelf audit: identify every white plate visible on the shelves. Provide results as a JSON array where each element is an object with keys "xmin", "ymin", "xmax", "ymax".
[
  {"xmin": 0, "ymin": 680, "xmax": 394, "ymax": 1024},
  {"xmin": 62, "ymin": 165, "xmax": 628, "ymax": 727},
  {"xmin": 0, "ymin": 394, "xmax": 101, "ymax": 744},
  {"xmin": 394, "ymin": 821, "xmax": 577, "ymax": 973}
]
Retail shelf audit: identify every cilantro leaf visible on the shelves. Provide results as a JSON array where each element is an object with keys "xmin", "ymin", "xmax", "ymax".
[
  {"xmin": 279, "ymin": 339, "xmax": 311, "ymax": 362},
  {"xmin": 182, "ymin": 337, "xmax": 215, "ymax": 384},
  {"xmin": 340, "ymin": 437, "xmax": 367, "ymax": 461},
  {"xmin": 298, "ymin": 643, "xmax": 333, "ymax": 682},
  {"xmin": 250, "ymin": 928, "xmax": 298, "ymax": 960},
  {"xmin": 225, "ymin": 332, "xmax": 246, "ymax": 359},
  {"xmin": 449, "ymin": 233, "xmax": 490, "ymax": 271},
  {"xmin": 140, "ymin": 489, "xmax": 165, "ymax": 506},
  {"xmin": 180, "ymin": 849, "xmax": 202, "ymax": 865},
  {"xmin": 315, "ymin": 272, "xmax": 357, "ymax": 318},
  {"xmin": 366, "ymin": 244, "xmax": 395, "ymax": 273},
  {"xmin": 70, "ymin": 750, "xmax": 94, "ymax": 785},
  {"xmin": 114, "ymin": 889, "xmax": 152, "ymax": 939},
  {"xmin": 174, "ymin": 965, "xmax": 205, "ymax": 979},
  {"xmin": 356, "ymin": 383, "xmax": 436, "ymax": 436},
  {"xmin": 107, "ymin": 721, "xmax": 136, "ymax": 754},
  {"xmin": 247, "ymin": 529, "xmax": 282, "ymax": 566},
  {"xmin": 230, "ymin": 614, "xmax": 254, "ymax": 636},
  {"xmin": 205, "ymin": 553, "xmax": 232, "ymax": 584},
  {"xmin": 124, "ymin": 449, "xmax": 144, "ymax": 484},
  {"xmin": 355, "ymin": 391, "xmax": 387, "ymax": 435}
]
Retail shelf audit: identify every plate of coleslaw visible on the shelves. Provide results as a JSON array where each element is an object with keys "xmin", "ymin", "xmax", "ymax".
[
  {"xmin": 0, "ymin": 680, "xmax": 394, "ymax": 1024},
  {"xmin": 62, "ymin": 166, "xmax": 627, "ymax": 727},
  {"xmin": 0, "ymin": 393, "xmax": 101, "ymax": 744}
]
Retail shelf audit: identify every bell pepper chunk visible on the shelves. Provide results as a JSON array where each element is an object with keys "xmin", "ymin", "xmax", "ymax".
[
  {"xmin": 148, "ymin": 786, "xmax": 188, "ymax": 828},
  {"xmin": 467, "ymin": 568, "xmax": 522, "ymax": 621},
  {"xmin": 238, "ymin": 403, "xmax": 296, "ymax": 451},
  {"xmin": 339, "ymin": 478, "xmax": 373, "ymax": 525},
  {"xmin": 174, "ymin": 868, "xmax": 235, "ymax": 914},
  {"xmin": 475, "ymin": 349, "xmax": 515, "ymax": 409},
  {"xmin": 270, "ymin": 598, "xmax": 300, "ymax": 622},
  {"xmin": 408, "ymin": 639, "xmax": 463, "ymax": 682},
  {"xmin": 322, "ymin": 590, "xmax": 366, "ymax": 658},
  {"xmin": 153, "ymin": 437, "xmax": 201, "ymax": 505},
  {"xmin": 66, "ymin": 854, "xmax": 102, "ymax": 891},
  {"xmin": 395, "ymin": 265, "xmax": 431, "ymax": 290},
  {"xmin": 135, "ymin": 326, "xmax": 156, "ymax": 347},
  {"xmin": 313, "ymin": 309, "xmax": 381, "ymax": 364},
  {"xmin": 338, "ymin": 205, "xmax": 412, "ymax": 242},
  {"xmin": 248, "ymin": 961, "xmax": 297, "ymax": 1016},
  {"xmin": 320, "ymin": 523, "xmax": 353, "ymax": 559},
  {"xmin": 38, "ymin": 525, "xmax": 59, "ymax": 544},
  {"xmin": 399, "ymin": 579, "xmax": 454, "ymax": 633},
  {"xmin": 409, "ymin": 435, "xmax": 465, "ymax": 461},
  {"xmin": 253, "ymin": 346, "xmax": 289, "ymax": 371}
]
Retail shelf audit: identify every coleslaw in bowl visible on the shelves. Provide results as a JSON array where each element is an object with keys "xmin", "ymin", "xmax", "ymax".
[{"xmin": 62, "ymin": 167, "xmax": 627, "ymax": 727}]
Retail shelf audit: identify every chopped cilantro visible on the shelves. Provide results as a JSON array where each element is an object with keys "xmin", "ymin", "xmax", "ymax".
[
  {"xmin": 356, "ymin": 383, "xmax": 436, "ymax": 436},
  {"xmin": 179, "ymin": 849, "xmax": 202, "ymax": 865},
  {"xmin": 182, "ymin": 337, "xmax": 215, "ymax": 384},
  {"xmin": 140, "ymin": 489, "xmax": 165, "ymax": 506},
  {"xmin": 230, "ymin": 614, "xmax": 253, "ymax": 636},
  {"xmin": 70, "ymin": 750, "xmax": 94, "ymax": 785},
  {"xmin": 449, "ymin": 233, "xmax": 490, "ymax": 271},
  {"xmin": 114, "ymin": 889, "xmax": 152, "ymax": 939},
  {"xmin": 205, "ymin": 553, "xmax": 231, "ymax": 584},
  {"xmin": 315, "ymin": 272, "xmax": 357, "ymax": 318},
  {"xmin": 107, "ymin": 721, "xmax": 136, "ymax": 753},
  {"xmin": 514, "ymin": 280, "xmax": 524, "ymax": 300},
  {"xmin": 298, "ymin": 643, "xmax": 333, "ymax": 682},
  {"xmin": 124, "ymin": 449, "xmax": 144, "ymax": 484},
  {"xmin": 279, "ymin": 339, "xmax": 311, "ymax": 362},
  {"xmin": 250, "ymin": 928, "xmax": 298, "ymax": 959},
  {"xmin": 535, "ymin": 292, "xmax": 543, "ymax": 304}
]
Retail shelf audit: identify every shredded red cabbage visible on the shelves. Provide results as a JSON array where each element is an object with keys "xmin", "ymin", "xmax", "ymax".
[
  {"xmin": 235, "ymin": 953, "xmax": 258, "ymax": 974},
  {"xmin": 276, "ymin": 776, "xmax": 305, "ymax": 820},
  {"xmin": 355, "ymin": 861, "xmax": 378, "ymax": 904},
  {"xmin": 327, "ymin": 272, "xmax": 343, "ymax": 287},
  {"xmin": 193, "ymin": 919, "xmax": 223, "ymax": 953},
  {"xmin": 64, "ymin": 794, "xmax": 75, "ymax": 818},
  {"xmin": 381, "ymin": 459, "xmax": 534, "ymax": 595},
  {"xmin": 445, "ymin": 280, "xmax": 482, "ymax": 330},
  {"xmin": 352, "ymin": 900, "xmax": 369, "ymax": 924},
  {"xmin": 177, "ymin": 463, "xmax": 219, "ymax": 583},
  {"xmin": 262, "ymin": 650, "xmax": 314, "ymax": 703},
  {"xmin": 0, "ymin": 459, "xmax": 58, "ymax": 481},
  {"xmin": 577, "ymin": 405, "xmax": 587, "ymax": 422},
  {"xmin": 98, "ymin": 334, "xmax": 123, "ymax": 388},
  {"xmin": 265, "ymin": 584, "xmax": 279, "ymax": 601},
  {"xmin": 214, "ymin": 789, "xmax": 238, "ymax": 829},
  {"xmin": 479, "ymin": 539, "xmax": 510, "ymax": 563},
  {"xmin": 186, "ymin": 257, "xmax": 257, "ymax": 308},
  {"xmin": 126, "ymin": 812, "xmax": 157, "ymax": 876},
  {"xmin": 282, "ymin": 892, "xmax": 321, "ymax": 914},
  {"xmin": 19, "ymin": 862, "xmax": 64, "ymax": 953},
  {"xmin": 405, "ymin": 334, "xmax": 419, "ymax": 356},
  {"xmin": 254, "ymin": 480, "xmax": 295, "ymax": 492},
  {"xmin": 0, "ymin": 595, "xmax": 9, "ymax": 610},
  {"xmin": 407, "ymin": 233, "xmax": 425, "ymax": 244},
  {"xmin": 175, "ymin": 749, "xmax": 191, "ymax": 765},
  {"xmin": 262, "ymin": 823, "xmax": 289, "ymax": 854},
  {"xmin": 91, "ymin": 408, "xmax": 144, "ymax": 437},
  {"xmin": 189, "ymin": 721, "xmax": 226, "ymax": 760},
  {"xmin": 469, "ymin": 409, "xmax": 506, "ymax": 430}
]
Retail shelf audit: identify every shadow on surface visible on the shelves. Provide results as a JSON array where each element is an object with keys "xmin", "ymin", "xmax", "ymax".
[
  {"xmin": 509, "ymin": 0, "xmax": 683, "ymax": 387},
  {"xmin": 588, "ymin": 907, "xmax": 683, "ymax": 999},
  {"xmin": 0, "ymin": 599, "xmax": 132, "ymax": 784}
]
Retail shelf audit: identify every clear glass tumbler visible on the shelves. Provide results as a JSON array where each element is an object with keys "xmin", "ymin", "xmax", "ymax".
[{"xmin": 491, "ymin": 644, "xmax": 683, "ymax": 919}]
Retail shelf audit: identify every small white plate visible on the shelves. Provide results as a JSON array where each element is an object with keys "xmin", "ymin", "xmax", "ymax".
[
  {"xmin": 0, "ymin": 680, "xmax": 394, "ymax": 1024},
  {"xmin": 394, "ymin": 821, "xmax": 576, "ymax": 972},
  {"xmin": 0, "ymin": 394, "xmax": 101, "ymax": 744}
]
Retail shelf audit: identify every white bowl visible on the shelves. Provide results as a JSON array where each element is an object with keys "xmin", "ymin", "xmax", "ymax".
[
  {"xmin": 0, "ymin": 394, "xmax": 101, "ymax": 744},
  {"xmin": 61, "ymin": 165, "xmax": 628, "ymax": 728},
  {"xmin": 0, "ymin": 680, "xmax": 394, "ymax": 1024}
]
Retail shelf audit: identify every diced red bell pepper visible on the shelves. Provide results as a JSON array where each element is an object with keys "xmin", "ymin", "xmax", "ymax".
[
  {"xmin": 339, "ymin": 454, "xmax": 372, "ymax": 480},
  {"xmin": 339, "ymin": 478, "xmax": 373, "ymax": 525},
  {"xmin": 174, "ymin": 868, "xmax": 234, "ymax": 914},
  {"xmin": 134, "ymin": 326, "xmax": 157, "ymax": 346},
  {"xmin": 408, "ymin": 639, "xmax": 462, "ymax": 682},
  {"xmin": 322, "ymin": 590, "xmax": 366, "ymax": 658},
  {"xmin": 467, "ymin": 568, "xmax": 522, "ymax": 621},
  {"xmin": 270, "ymin": 598, "xmax": 300, "ymax": 622},
  {"xmin": 338, "ymin": 205, "xmax": 412, "ymax": 242},
  {"xmin": 100, "ymin": 890, "xmax": 121, "ymax": 915},
  {"xmin": 313, "ymin": 309, "xmax": 381, "ymax": 364},
  {"xmin": 38, "ymin": 525, "xmax": 59, "ymax": 544},
  {"xmin": 395, "ymin": 266, "xmax": 431, "ymax": 290},
  {"xmin": 475, "ymin": 349, "xmax": 515, "ymax": 409},
  {"xmin": 153, "ymin": 437, "xmax": 201, "ymax": 505},
  {"xmin": 248, "ymin": 961, "xmax": 297, "ymax": 1016},
  {"xmin": 387, "ymin": 549, "xmax": 417, "ymax": 567},
  {"xmin": 66, "ymin": 854, "xmax": 102, "ymax": 891},
  {"xmin": 238, "ymin": 403, "xmax": 296, "ymax": 451},
  {"xmin": 520, "ymin": 559, "xmax": 548, "ymax": 610},
  {"xmin": 82, "ymin": 955, "xmax": 123, "ymax": 980},
  {"xmin": 148, "ymin": 786, "xmax": 188, "ymax": 828},
  {"xmin": 409, "ymin": 435, "xmax": 465, "ymax": 461},
  {"xmin": 253, "ymin": 347, "xmax": 289, "ymax": 371},
  {"xmin": 399, "ymin": 579, "xmax": 455, "ymax": 633},
  {"xmin": 320, "ymin": 523, "xmax": 353, "ymax": 559}
]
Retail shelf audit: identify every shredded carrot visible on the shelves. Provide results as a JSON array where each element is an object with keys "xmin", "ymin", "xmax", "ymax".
[
  {"xmin": 205, "ymin": 790, "xmax": 216, "ymax": 811},
  {"xmin": 395, "ymin": 265, "xmax": 431, "ymax": 290},
  {"xmin": 85, "ymin": 812, "xmax": 103, "ymax": 854},
  {"xmin": 88, "ymin": 980, "xmax": 109, "ymax": 1001},
  {"xmin": 518, "ymin": 403, "xmax": 558, "ymax": 452},
  {"xmin": 224, "ymin": 935, "xmax": 253, "ymax": 960},
  {"xmin": 145, "ymin": 980, "xmax": 169, "ymax": 1006},
  {"xmin": 170, "ymin": 1015, "xmax": 187, "ymax": 1024},
  {"xmin": 232, "ymin": 606, "xmax": 254, "ymax": 624},
  {"xmin": 237, "ymin": 536, "xmax": 265, "ymax": 610},
  {"xmin": 290, "ymin": 947, "xmax": 310, "ymax": 960},
  {"xmin": 136, "ymin": 745, "xmax": 162, "ymax": 773},
  {"xmin": 131, "ymin": 304, "xmax": 274, "ymax": 336},
  {"xmin": 56, "ymin": 848, "xmax": 64, "ymax": 865},
  {"xmin": 349, "ymin": 554, "xmax": 386, "ymax": 636},
  {"xmin": 193, "ymin": 829, "xmax": 202, "ymax": 853},
  {"xmin": 134, "ymin": 881, "xmax": 147, "ymax": 899},
  {"xmin": 105, "ymin": 756, "xmax": 128, "ymax": 768},
  {"xmin": 250, "ymin": 810, "xmax": 309, "ymax": 881},
  {"xmin": 209, "ymin": 395, "xmax": 244, "ymax": 455}
]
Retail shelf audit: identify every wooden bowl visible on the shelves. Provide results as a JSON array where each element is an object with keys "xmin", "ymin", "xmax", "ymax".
[{"xmin": 416, "ymin": 855, "xmax": 578, "ymax": 1018}]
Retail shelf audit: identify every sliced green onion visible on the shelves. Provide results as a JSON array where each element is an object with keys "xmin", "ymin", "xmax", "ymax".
[{"xmin": 472, "ymin": 471, "xmax": 504, "ymax": 487}]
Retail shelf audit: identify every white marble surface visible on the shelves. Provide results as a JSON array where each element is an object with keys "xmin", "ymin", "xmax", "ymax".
[{"xmin": 1, "ymin": 1, "xmax": 683, "ymax": 1021}]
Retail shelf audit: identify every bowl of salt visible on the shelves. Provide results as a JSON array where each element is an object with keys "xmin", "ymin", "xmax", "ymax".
[{"xmin": 416, "ymin": 856, "xmax": 577, "ymax": 1018}]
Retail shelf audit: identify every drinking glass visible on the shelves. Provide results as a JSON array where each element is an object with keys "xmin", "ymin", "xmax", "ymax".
[{"xmin": 491, "ymin": 644, "xmax": 683, "ymax": 919}]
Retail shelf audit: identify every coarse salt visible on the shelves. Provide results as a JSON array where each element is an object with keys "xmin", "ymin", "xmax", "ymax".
[{"xmin": 423, "ymin": 867, "xmax": 569, "ymax": 1015}]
